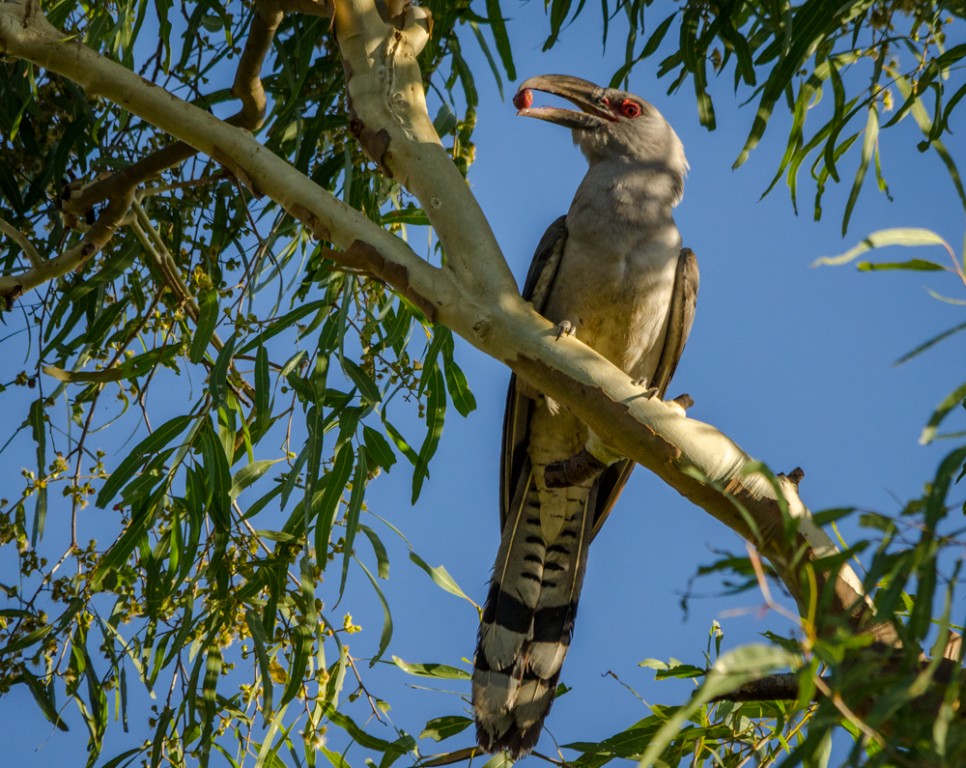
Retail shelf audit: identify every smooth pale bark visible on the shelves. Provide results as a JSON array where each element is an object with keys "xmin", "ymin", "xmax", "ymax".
[{"xmin": 0, "ymin": 0, "xmax": 894, "ymax": 646}]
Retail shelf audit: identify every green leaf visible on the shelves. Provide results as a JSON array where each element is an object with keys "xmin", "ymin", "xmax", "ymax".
[
  {"xmin": 362, "ymin": 425, "xmax": 397, "ymax": 472},
  {"xmin": 314, "ymin": 442, "xmax": 354, "ymax": 559},
  {"xmin": 895, "ymin": 74, "xmax": 966, "ymax": 211},
  {"xmin": 0, "ymin": 622, "xmax": 53, "ymax": 656},
  {"xmin": 895, "ymin": 320, "xmax": 966, "ymax": 366},
  {"xmin": 408, "ymin": 551, "xmax": 475, "ymax": 604},
  {"xmin": 208, "ymin": 332, "xmax": 237, "ymax": 407},
  {"xmin": 412, "ymin": 365, "xmax": 445, "ymax": 503},
  {"xmin": 319, "ymin": 746, "xmax": 349, "ymax": 768},
  {"xmin": 484, "ymin": 0, "xmax": 516, "ymax": 80},
  {"xmin": 245, "ymin": 609, "xmax": 275, "ymax": 719},
  {"xmin": 543, "ymin": 0, "xmax": 573, "ymax": 51},
  {"xmin": 339, "ymin": 452, "xmax": 368, "ymax": 596},
  {"xmin": 28, "ymin": 399, "xmax": 47, "ymax": 543},
  {"xmin": 237, "ymin": 300, "xmax": 330, "ymax": 355},
  {"xmin": 253, "ymin": 345, "xmax": 271, "ymax": 438},
  {"xmin": 419, "ymin": 715, "xmax": 473, "ymax": 742},
  {"xmin": 642, "ymin": 12, "xmax": 676, "ymax": 59},
  {"xmin": 380, "ymin": 206, "xmax": 430, "ymax": 227},
  {"xmin": 654, "ymin": 663, "xmax": 707, "ymax": 680},
  {"xmin": 433, "ymin": 102, "xmax": 459, "ymax": 137},
  {"xmin": 324, "ymin": 704, "xmax": 412, "ymax": 755},
  {"xmin": 735, "ymin": 2, "xmax": 853, "ymax": 168},
  {"xmin": 442, "ymin": 336, "xmax": 476, "ymax": 417},
  {"xmin": 357, "ymin": 560, "xmax": 393, "ymax": 666},
  {"xmin": 856, "ymin": 259, "xmax": 945, "ymax": 272},
  {"xmin": 391, "ymin": 657, "xmax": 471, "ymax": 680},
  {"xmin": 100, "ymin": 746, "xmax": 147, "ymax": 768},
  {"xmin": 150, "ymin": 706, "xmax": 174, "ymax": 768},
  {"xmin": 815, "ymin": 228, "xmax": 951, "ymax": 268},
  {"xmin": 383, "ymin": 417, "xmax": 418, "ymax": 466},
  {"xmin": 359, "ymin": 525, "xmax": 390, "ymax": 580},
  {"xmin": 342, "ymin": 358, "xmax": 382, "ymax": 405},
  {"xmin": 201, "ymin": 421, "xmax": 231, "ymax": 530},
  {"xmin": 638, "ymin": 644, "xmax": 797, "ymax": 766},
  {"xmin": 96, "ymin": 414, "xmax": 195, "ymax": 508},
  {"xmin": 842, "ymin": 105, "xmax": 879, "ymax": 235},
  {"xmin": 230, "ymin": 459, "xmax": 282, "ymax": 500},
  {"xmin": 190, "ymin": 288, "xmax": 220, "ymax": 363},
  {"xmin": 279, "ymin": 622, "xmax": 313, "ymax": 709},
  {"xmin": 91, "ymin": 490, "xmax": 165, "ymax": 591},
  {"xmin": 920, "ymin": 382, "xmax": 966, "ymax": 445}
]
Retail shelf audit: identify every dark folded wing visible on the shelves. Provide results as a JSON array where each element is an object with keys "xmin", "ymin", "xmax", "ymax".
[
  {"xmin": 651, "ymin": 248, "xmax": 700, "ymax": 397},
  {"xmin": 590, "ymin": 248, "xmax": 698, "ymax": 537}
]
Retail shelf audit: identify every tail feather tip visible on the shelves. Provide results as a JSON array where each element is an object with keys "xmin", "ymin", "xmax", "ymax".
[{"xmin": 476, "ymin": 719, "xmax": 543, "ymax": 761}]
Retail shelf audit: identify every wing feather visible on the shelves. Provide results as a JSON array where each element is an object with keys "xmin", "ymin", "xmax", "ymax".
[
  {"xmin": 651, "ymin": 248, "xmax": 699, "ymax": 396},
  {"xmin": 500, "ymin": 216, "xmax": 567, "ymax": 527},
  {"xmin": 591, "ymin": 247, "xmax": 699, "ymax": 538}
]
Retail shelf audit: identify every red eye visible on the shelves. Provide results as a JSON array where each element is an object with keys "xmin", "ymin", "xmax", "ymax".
[{"xmin": 620, "ymin": 99, "xmax": 642, "ymax": 118}]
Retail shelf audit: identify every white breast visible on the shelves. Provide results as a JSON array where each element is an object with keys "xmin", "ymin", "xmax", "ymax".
[{"xmin": 542, "ymin": 164, "xmax": 682, "ymax": 381}]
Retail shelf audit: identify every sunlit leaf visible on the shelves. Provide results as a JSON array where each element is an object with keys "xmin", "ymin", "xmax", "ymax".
[
  {"xmin": 815, "ymin": 228, "xmax": 951, "ymax": 267},
  {"xmin": 190, "ymin": 288, "xmax": 220, "ymax": 363},
  {"xmin": 638, "ymin": 644, "xmax": 798, "ymax": 766},
  {"xmin": 420, "ymin": 715, "xmax": 473, "ymax": 742},
  {"xmin": 391, "ymin": 657, "xmax": 471, "ymax": 680},
  {"xmin": 408, "ymin": 551, "xmax": 476, "ymax": 605}
]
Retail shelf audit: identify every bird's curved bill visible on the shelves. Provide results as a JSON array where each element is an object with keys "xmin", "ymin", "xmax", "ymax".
[{"xmin": 513, "ymin": 74, "xmax": 614, "ymax": 129}]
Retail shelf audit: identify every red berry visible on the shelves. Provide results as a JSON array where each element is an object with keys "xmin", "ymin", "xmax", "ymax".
[{"xmin": 513, "ymin": 88, "xmax": 533, "ymax": 110}]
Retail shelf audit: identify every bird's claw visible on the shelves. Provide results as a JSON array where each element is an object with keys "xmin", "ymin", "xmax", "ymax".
[{"xmin": 555, "ymin": 320, "xmax": 576, "ymax": 340}]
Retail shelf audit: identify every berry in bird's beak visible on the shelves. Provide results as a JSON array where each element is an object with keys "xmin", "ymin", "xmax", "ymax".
[{"xmin": 513, "ymin": 88, "xmax": 533, "ymax": 110}]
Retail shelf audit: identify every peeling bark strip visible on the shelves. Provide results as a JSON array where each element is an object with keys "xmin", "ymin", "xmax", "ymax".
[
  {"xmin": 348, "ymin": 117, "xmax": 393, "ymax": 175},
  {"xmin": 289, "ymin": 202, "xmax": 333, "ymax": 242},
  {"xmin": 335, "ymin": 240, "xmax": 437, "ymax": 321},
  {"xmin": 209, "ymin": 145, "xmax": 261, "ymax": 196}
]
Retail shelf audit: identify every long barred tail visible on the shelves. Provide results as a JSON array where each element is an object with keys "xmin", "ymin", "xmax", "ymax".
[{"xmin": 472, "ymin": 469, "xmax": 596, "ymax": 757}]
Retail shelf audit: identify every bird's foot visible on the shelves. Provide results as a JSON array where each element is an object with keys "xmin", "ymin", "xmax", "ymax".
[
  {"xmin": 555, "ymin": 320, "xmax": 576, "ymax": 340},
  {"xmin": 544, "ymin": 449, "xmax": 606, "ymax": 488},
  {"xmin": 632, "ymin": 376, "xmax": 660, "ymax": 399}
]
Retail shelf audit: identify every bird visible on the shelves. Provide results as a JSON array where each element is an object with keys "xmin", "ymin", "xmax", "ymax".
[{"xmin": 472, "ymin": 75, "xmax": 699, "ymax": 757}]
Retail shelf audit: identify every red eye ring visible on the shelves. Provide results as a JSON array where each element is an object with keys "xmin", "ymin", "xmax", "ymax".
[{"xmin": 620, "ymin": 99, "xmax": 642, "ymax": 118}]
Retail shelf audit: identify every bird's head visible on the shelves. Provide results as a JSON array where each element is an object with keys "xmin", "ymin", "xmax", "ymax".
[{"xmin": 513, "ymin": 74, "xmax": 687, "ymax": 187}]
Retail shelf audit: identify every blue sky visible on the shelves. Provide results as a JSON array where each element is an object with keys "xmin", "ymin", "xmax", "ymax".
[{"xmin": 2, "ymin": 2, "xmax": 965, "ymax": 765}]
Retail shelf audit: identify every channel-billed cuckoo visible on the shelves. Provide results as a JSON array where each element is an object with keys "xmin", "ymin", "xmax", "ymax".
[{"xmin": 472, "ymin": 75, "xmax": 699, "ymax": 756}]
